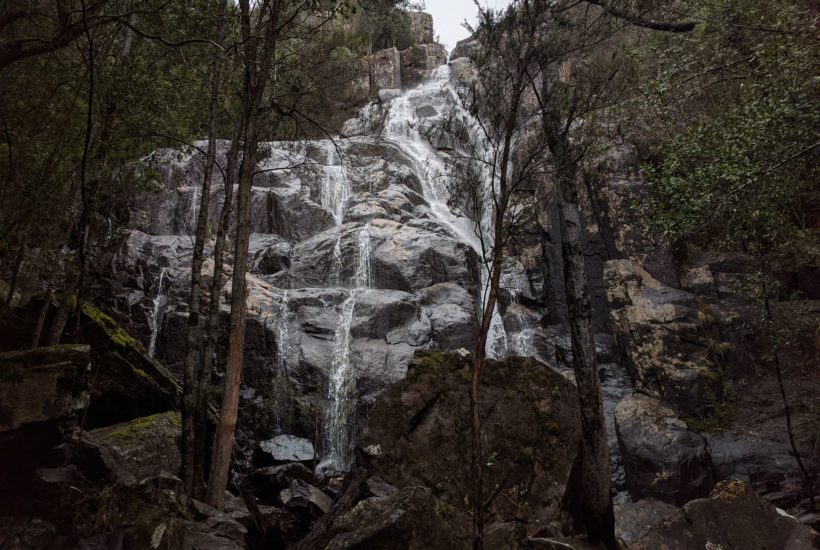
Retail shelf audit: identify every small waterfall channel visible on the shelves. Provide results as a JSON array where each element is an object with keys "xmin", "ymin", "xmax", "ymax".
[
  {"xmin": 269, "ymin": 290, "xmax": 291, "ymax": 433},
  {"xmin": 319, "ymin": 143, "xmax": 351, "ymax": 225},
  {"xmin": 319, "ymin": 223, "xmax": 371, "ymax": 476},
  {"xmin": 147, "ymin": 267, "xmax": 168, "ymax": 357}
]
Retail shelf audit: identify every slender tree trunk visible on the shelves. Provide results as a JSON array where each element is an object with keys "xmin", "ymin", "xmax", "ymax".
[
  {"xmin": 5, "ymin": 240, "xmax": 25, "ymax": 306},
  {"xmin": 556, "ymin": 165, "xmax": 616, "ymax": 550},
  {"xmin": 47, "ymin": 269, "xmax": 79, "ymax": 345},
  {"xmin": 206, "ymin": 115, "xmax": 259, "ymax": 509},
  {"xmin": 30, "ymin": 289, "xmax": 53, "ymax": 349},
  {"xmin": 759, "ymin": 255, "xmax": 815, "ymax": 512},
  {"xmin": 181, "ymin": 0, "xmax": 227, "ymax": 496},
  {"xmin": 470, "ymin": 252, "xmax": 503, "ymax": 550},
  {"xmin": 207, "ymin": 0, "xmax": 279, "ymax": 507},
  {"xmin": 193, "ymin": 126, "xmax": 239, "ymax": 500}
]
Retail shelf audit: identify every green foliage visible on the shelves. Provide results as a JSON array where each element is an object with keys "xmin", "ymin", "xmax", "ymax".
[{"xmin": 638, "ymin": 0, "xmax": 819, "ymax": 252}]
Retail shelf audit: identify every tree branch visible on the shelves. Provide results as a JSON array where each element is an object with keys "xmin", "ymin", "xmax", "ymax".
[{"xmin": 584, "ymin": 0, "xmax": 697, "ymax": 32}]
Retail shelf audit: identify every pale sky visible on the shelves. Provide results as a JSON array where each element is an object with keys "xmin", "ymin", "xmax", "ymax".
[{"xmin": 423, "ymin": 0, "xmax": 515, "ymax": 53}]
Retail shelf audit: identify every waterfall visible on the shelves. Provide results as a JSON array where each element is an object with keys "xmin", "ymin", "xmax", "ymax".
[
  {"xmin": 320, "ymin": 142, "xmax": 351, "ymax": 225},
  {"xmin": 331, "ymin": 235, "xmax": 343, "ymax": 286},
  {"xmin": 320, "ymin": 223, "xmax": 371, "ymax": 476},
  {"xmin": 271, "ymin": 290, "xmax": 291, "ymax": 433},
  {"xmin": 380, "ymin": 65, "xmax": 509, "ymax": 358},
  {"xmin": 189, "ymin": 187, "xmax": 199, "ymax": 235},
  {"xmin": 147, "ymin": 268, "xmax": 167, "ymax": 357}
]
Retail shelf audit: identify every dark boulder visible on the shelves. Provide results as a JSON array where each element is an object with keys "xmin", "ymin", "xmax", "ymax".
[
  {"xmin": 0, "ymin": 344, "xmax": 91, "ymax": 432},
  {"xmin": 614, "ymin": 393, "xmax": 715, "ymax": 505},
  {"xmin": 324, "ymin": 486, "xmax": 471, "ymax": 550},
  {"xmin": 80, "ymin": 302, "xmax": 181, "ymax": 428},
  {"xmin": 614, "ymin": 498, "xmax": 680, "ymax": 546},
  {"xmin": 247, "ymin": 463, "xmax": 313, "ymax": 502},
  {"xmin": 358, "ymin": 351, "xmax": 582, "ymax": 528},
  {"xmin": 630, "ymin": 480, "xmax": 818, "ymax": 549},
  {"xmin": 279, "ymin": 479, "xmax": 333, "ymax": 518},
  {"xmin": 89, "ymin": 411, "xmax": 181, "ymax": 481}
]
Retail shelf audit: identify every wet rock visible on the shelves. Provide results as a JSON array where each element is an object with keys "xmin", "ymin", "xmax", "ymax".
[
  {"xmin": 614, "ymin": 394, "xmax": 715, "ymax": 505},
  {"xmin": 279, "ymin": 479, "xmax": 333, "ymax": 517},
  {"xmin": 605, "ymin": 259, "xmax": 721, "ymax": 414},
  {"xmin": 0, "ymin": 344, "xmax": 90, "ymax": 432},
  {"xmin": 415, "ymin": 104, "xmax": 438, "ymax": 118},
  {"xmin": 400, "ymin": 43, "xmax": 447, "ymax": 87},
  {"xmin": 258, "ymin": 435, "xmax": 315, "ymax": 465},
  {"xmin": 614, "ymin": 498, "xmax": 680, "ymax": 546},
  {"xmin": 369, "ymin": 219, "xmax": 478, "ymax": 292},
  {"xmin": 378, "ymin": 88, "xmax": 402, "ymax": 103},
  {"xmin": 408, "ymin": 11, "xmax": 434, "ymax": 45},
  {"xmin": 448, "ymin": 57, "xmax": 478, "ymax": 88},
  {"xmin": 89, "ymin": 411, "xmax": 181, "ymax": 481},
  {"xmin": 324, "ymin": 486, "xmax": 470, "ymax": 550},
  {"xmin": 251, "ymin": 186, "xmax": 335, "ymax": 241},
  {"xmin": 247, "ymin": 463, "xmax": 313, "ymax": 501},
  {"xmin": 451, "ymin": 36, "xmax": 480, "ymax": 60},
  {"xmin": 630, "ymin": 480, "xmax": 818, "ymax": 549},
  {"xmin": 289, "ymin": 219, "xmax": 478, "ymax": 293},
  {"xmin": 707, "ymin": 431, "xmax": 804, "ymax": 493},
  {"xmin": 370, "ymin": 48, "xmax": 401, "ymax": 92},
  {"xmin": 358, "ymin": 351, "xmax": 582, "ymax": 527},
  {"xmin": 251, "ymin": 235, "xmax": 293, "ymax": 276},
  {"xmin": 418, "ymin": 283, "xmax": 477, "ymax": 350}
]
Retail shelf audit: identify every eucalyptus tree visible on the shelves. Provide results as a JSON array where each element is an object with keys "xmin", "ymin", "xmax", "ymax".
[
  {"xmin": 440, "ymin": 5, "xmax": 551, "ymax": 546},
  {"xmin": 204, "ymin": 0, "xmax": 356, "ymax": 510}
]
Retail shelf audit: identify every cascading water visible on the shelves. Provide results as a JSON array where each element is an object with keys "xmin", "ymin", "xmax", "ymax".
[
  {"xmin": 320, "ymin": 142, "xmax": 351, "ymax": 225},
  {"xmin": 147, "ymin": 268, "xmax": 167, "ymax": 357},
  {"xmin": 270, "ymin": 290, "xmax": 292, "ymax": 433},
  {"xmin": 319, "ymin": 223, "xmax": 372, "ymax": 476},
  {"xmin": 311, "ymin": 65, "xmax": 520, "ymax": 475},
  {"xmin": 376, "ymin": 65, "xmax": 509, "ymax": 358},
  {"xmin": 189, "ymin": 187, "xmax": 199, "ymax": 235}
]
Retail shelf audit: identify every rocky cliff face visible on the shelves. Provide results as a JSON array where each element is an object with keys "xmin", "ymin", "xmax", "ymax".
[
  {"xmin": 3, "ymin": 9, "xmax": 817, "ymax": 549},
  {"xmin": 104, "ymin": 20, "xmax": 818, "ymax": 516}
]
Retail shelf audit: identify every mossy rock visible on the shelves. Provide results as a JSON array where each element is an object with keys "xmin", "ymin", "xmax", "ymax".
[
  {"xmin": 79, "ymin": 303, "xmax": 181, "ymax": 428},
  {"xmin": 90, "ymin": 411, "xmax": 182, "ymax": 480},
  {"xmin": 358, "ymin": 350, "xmax": 582, "ymax": 529}
]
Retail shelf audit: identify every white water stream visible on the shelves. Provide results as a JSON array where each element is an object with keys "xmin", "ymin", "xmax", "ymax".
[
  {"xmin": 147, "ymin": 268, "xmax": 167, "ymax": 357},
  {"xmin": 319, "ymin": 223, "xmax": 372, "ymax": 475},
  {"xmin": 377, "ymin": 65, "xmax": 509, "ymax": 358}
]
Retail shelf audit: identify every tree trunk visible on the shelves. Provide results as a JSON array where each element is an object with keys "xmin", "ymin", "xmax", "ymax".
[
  {"xmin": 5, "ymin": 240, "xmax": 25, "ymax": 305},
  {"xmin": 193, "ymin": 126, "xmax": 239, "ymax": 500},
  {"xmin": 205, "ymin": 0, "xmax": 282, "ymax": 509},
  {"xmin": 759, "ymin": 256, "xmax": 816, "ymax": 512},
  {"xmin": 556, "ymin": 166, "xmax": 616, "ymax": 550},
  {"xmin": 47, "ymin": 269, "xmax": 79, "ymax": 345},
  {"xmin": 30, "ymin": 289, "xmax": 53, "ymax": 349},
  {"xmin": 469, "ymin": 261, "xmax": 501, "ymax": 550},
  {"xmin": 181, "ymin": 0, "xmax": 227, "ymax": 496},
  {"xmin": 206, "ymin": 112, "xmax": 260, "ymax": 508}
]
